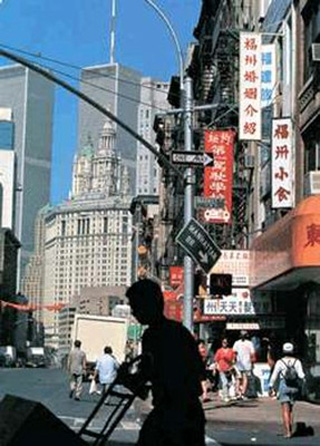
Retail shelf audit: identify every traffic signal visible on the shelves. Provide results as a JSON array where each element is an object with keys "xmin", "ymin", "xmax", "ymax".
[
  {"xmin": 209, "ymin": 273, "xmax": 232, "ymax": 296},
  {"xmin": 194, "ymin": 270, "xmax": 207, "ymax": 296}
]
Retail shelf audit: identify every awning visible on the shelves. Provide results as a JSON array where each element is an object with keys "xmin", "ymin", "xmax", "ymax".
[{"xmin": 251, "ymin": 195, "xmax": 320, "ymax": 290}]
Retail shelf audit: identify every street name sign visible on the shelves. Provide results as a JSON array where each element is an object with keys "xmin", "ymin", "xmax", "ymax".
[
  {"xmin": 171, "ymin": 151, "xmax": 213, "ymax": 167},
  {"xmin": 176, "ymin": 218, "xmax": 222, "ymax": 274}
]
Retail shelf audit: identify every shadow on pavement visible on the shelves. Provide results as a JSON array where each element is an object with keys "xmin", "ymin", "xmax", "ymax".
[{"xmin": 203, "ymin": 398, "xmax": 260, "ymax": 411}]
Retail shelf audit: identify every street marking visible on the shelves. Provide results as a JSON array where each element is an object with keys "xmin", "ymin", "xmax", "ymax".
[
  {"xmin": 206, "ymin": 435, "xmax": 220, "ymax": 444},
  {"xmin": 120, "ymin": 420, "xmax": 140, "ymax": 430},
  {"xmin": 58, "ymin": 416, "xmax": 220, "ymax": 444}
]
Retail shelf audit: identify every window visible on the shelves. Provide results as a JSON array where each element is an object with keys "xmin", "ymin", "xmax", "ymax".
[
  {"xmin": 304, "ymin": 138, "xmax": 320, "ymax": 173},
  {"xmin": 122, "ymin": 216, "xmax": 128, "ymax": 234},
  {"xmin": 61, "ymin": 220, "xmax": 66, "ymax": 236},
  {"xmin": 103, "ymin": 217, "xmax": 108, "ymax": 233},
  {"xmin": 303, "ymin": 3, "xmax": 320, "ymax": 82}
]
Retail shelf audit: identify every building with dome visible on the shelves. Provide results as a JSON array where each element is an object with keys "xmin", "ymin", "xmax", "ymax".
[{"xmin": 23, "ymin": 118, "xmax": 133, "ymax": 349}]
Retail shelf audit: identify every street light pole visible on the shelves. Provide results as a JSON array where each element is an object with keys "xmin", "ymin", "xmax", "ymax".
[
  {"xmin": 144, "ymin": 0, "xmax": 194, "ymax": 332},
  {"xmin": 183, "ymin": 76, "xmax": 195, "ymax": 333},
  {"xmin": 144, "ymin": 0, "xmax": 184, "ymax": 94}
]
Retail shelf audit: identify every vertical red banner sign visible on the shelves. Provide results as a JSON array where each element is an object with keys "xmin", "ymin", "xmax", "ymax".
[{"xmin": 203, "ymin": 129, "xmax": 235, "ymax": 224}]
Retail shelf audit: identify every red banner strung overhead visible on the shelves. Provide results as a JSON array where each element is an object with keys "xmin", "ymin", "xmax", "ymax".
[
  {"xmin": 0, "ymin": 300, "xmax": 66, "ymax": 312},
  {"xmin": 202, "ymin": 129, "xmax": 235, "ymax": 224}
]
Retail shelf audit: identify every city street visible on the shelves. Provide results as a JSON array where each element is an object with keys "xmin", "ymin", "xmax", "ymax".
[
  {"xmin": 1, "ymin": 1, "xmax": 320, "ymax": 445},
  {"xmin": 1, "ymin": 367, "xmax": 320, "ymax": 445}
]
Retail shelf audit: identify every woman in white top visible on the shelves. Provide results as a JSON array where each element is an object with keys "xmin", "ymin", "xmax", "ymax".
[{"xmin": 269, "ymin": 342, "xmax": 305, "ymax": 438}]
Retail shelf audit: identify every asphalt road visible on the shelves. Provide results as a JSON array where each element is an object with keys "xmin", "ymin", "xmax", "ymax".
[{"xmin": 0, "ymin": 367, "xmax": 141, "ymax": 445}]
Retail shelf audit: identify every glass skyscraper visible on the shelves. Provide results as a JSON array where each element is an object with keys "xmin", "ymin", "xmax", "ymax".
[{"xmin": 0, "ymin": 65, "xmax": 55, "ymax": 285}]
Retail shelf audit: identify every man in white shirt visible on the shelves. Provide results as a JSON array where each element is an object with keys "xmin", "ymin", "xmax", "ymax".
[
  {"xmin": 232, "ymin": 330, "xmax": 255, "ymax": 399},
  {"xmin": 94, "ymin": 346, "xmax": 119, "ymax": 394}
]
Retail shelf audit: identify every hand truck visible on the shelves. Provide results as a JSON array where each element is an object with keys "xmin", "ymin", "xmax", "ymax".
[{"xmin": 77, "ymin": 355, "xmax": 149, "ymax": 445}]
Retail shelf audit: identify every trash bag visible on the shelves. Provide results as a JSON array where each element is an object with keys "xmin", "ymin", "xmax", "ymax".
[
  {"xmin": 245, "ymin": 372, "xmax": 259, "ymax": 399},
  {"xmin": 89, "ymin": 378, "xmax": 98, "ymax": 395}
]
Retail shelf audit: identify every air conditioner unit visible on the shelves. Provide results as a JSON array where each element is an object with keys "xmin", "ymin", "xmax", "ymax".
[
  {"xmin": 244, "ymin": 154, "xmax": 255, "ymax": 169},
  {"xmin": 304, "ymin": 171, "xmax": 320, "ymax": 196},
  {"xmin": 311, "ymin": 43, "xmax": 320, "ymax": 62}
]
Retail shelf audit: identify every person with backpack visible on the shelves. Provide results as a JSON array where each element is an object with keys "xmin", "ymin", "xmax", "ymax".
[{"xmin": 268, "ymin": 342, "xmax": 305, "ymax": 439}]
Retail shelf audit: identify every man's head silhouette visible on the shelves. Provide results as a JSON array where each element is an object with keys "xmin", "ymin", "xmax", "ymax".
[{"xmin": 126, "ymin": 279, "xmax": 164, "ymax": 325}]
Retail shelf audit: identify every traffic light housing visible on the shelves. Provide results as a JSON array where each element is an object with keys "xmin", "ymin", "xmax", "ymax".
[
  {"xmin": 194, "ymin": 270, "xmax": 207, "ymax": 296},
  {"xmin": 209, "ymin": 273, "xmax": 232, "ymax": 296}
]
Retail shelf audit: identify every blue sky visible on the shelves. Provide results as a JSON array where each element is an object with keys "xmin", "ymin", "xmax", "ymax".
[{"xmin": 0, "ymin": 0, "xmax": 201, "ymax": 204}]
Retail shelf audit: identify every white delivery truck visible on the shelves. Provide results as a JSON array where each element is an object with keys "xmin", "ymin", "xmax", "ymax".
[{"xmin": 70, "ymin": 314, "xmax": 129, "ymax": 378}]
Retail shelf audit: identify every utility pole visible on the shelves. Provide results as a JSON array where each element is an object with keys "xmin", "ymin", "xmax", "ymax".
[
  {"xmin": 183, "ymin": 76, "xmax": 195, "ymax": 332},
  {"xmin": 145, "ymin": 0, "xmax": 195, "ymax": 332}
]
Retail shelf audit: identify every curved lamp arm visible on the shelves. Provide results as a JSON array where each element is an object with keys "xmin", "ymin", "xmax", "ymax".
[{"xmin": 144, "ymin": 0, "xmax": 184, "ymax": 92}]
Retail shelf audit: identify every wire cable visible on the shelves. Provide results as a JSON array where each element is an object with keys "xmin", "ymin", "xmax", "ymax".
[{"xmin": 0, "ymin": 42, "xmax": 180, "ymax": 102}]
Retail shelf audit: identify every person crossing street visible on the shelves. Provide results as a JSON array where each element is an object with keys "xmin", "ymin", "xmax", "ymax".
[{"xmin": 67, "ymin": 339, "xmax": 87, "ymax": 401}]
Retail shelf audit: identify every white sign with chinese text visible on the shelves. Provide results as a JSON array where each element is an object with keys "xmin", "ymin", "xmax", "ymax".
[
  {"xmin": 261, "ymin": 44, "xmax": 277, "ymax": 108},
  {"xmin": 239, "ymin": 32, "xmax": 262, "ymax": 140},
  {"xmin": 272, "ymin": 118, "xmax": 294, "ymax": 208},
  {"xmin": 202, "ymin": 289, "xmax": 272, "ymax": 316}
]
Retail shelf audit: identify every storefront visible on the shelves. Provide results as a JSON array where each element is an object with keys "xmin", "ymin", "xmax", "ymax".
[{"xmin": 251, "ymin": 195, "xmax": 320, "ymax": 400}]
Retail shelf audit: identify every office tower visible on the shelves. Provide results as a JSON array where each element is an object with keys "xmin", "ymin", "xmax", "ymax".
[
  {"xmin": 78, "ymin": 63, "xmax": 142, "ymax": 194},
  {"xmin": 136, "ymin": 78, "xmax": 170, "ymax": 196},
  {"xmin": 0, "ymin": 108, "xmax": 15, "ymax": 229},
  {"xmin": 0, "ymin": 65, "xmax": 54, "ymax": 285}
]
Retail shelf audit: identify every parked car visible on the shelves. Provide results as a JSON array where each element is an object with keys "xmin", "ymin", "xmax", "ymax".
[
  {"xmin": 25, "ymin": 347, "xmax": 45, "ymax": 368},
  {"xmin": 0, "ymin": 346, "xmax": 17, "ymax": 367}
]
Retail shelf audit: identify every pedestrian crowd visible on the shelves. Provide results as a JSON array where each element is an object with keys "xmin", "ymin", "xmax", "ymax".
[
  {"xmin": 194, "ymin": 331, "xmax": 311, "ymax": 439},
  {"xmin": 195, "ymin": 330, "xmax": 257, "ymax": 403},
  {"xmin": 66, "ymin": 279, "xmax": 311, "ymax": 443}
]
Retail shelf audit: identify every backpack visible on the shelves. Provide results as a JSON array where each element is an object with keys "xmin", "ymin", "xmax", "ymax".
[{"xmin": 281, "ymin": 359, "xmax": 300, "ymax": 388}]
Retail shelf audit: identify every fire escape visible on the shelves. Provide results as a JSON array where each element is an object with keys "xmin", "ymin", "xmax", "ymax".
[
  {"xmin": 190, "ymin": 0, "xmax": 250, "ymax": 249},
  {"xmin": 153, "ymin": 0, "xmax": 253, "ymax": 285}
]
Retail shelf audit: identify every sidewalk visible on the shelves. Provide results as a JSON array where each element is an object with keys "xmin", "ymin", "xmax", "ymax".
[
  {"xmin": 135, "ymin": 391, "xmax": 320, "ymax": 433},
  {"xmin": 202, "ymin": 392, "xmax": 320, "ymax": 432}
]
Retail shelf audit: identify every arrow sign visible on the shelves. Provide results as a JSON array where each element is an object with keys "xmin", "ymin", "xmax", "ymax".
[
  {"xmin": 176, "ymin": 218, "xmax": 221, "ymax": 274},
  {"xmin": 171, "ymin": 151, "xmax": 214, "ymax": 167},
  {"xmin": 203, "ymin": 152, "xmax": 214, "ymax": 167}
]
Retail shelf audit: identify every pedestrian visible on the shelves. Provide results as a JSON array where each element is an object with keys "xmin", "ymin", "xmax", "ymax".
[
  {"xmin": 67, "ymin": 339, "xmax": 87, "ymax": 401},
  {"xmin": 232, "ymin": 330, "xmax": 255, "ymax": 399},
  {"xmin": 126, "ymin": 279, "xmax": 206, "ymax": 446},
  {"xmin": 196, "ymin": 339, "xmax": 210, "ymax": 402},
  {"xmin": 268, "ymin": 342, "xmax": 306, "ymax": 439},
  {"xmin": 93, "ymin": 345, "xmax": 119, "ymax": 394},
  {"xmin": 214, "ymin": 337, "xmax": 236, "ymax": 402}
]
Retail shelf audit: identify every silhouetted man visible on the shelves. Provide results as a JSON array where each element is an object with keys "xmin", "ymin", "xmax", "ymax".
[{"xmin": 126, "ymin": 279, "xmax": 206, "ymax": 446}]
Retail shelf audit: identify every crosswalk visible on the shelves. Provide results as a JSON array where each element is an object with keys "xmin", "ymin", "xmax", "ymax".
[{"xmin": 58, "ymin": 415, "xmax": 220, "ymax": 445}]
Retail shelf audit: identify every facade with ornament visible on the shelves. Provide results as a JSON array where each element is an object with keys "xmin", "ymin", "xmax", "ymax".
[{"xmin": 22, "ymin": 118, "xmax": 133, "ymax": 349}]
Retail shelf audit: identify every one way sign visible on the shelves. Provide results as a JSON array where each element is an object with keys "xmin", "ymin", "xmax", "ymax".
[
  {"xmin": 176, "ymin": 218, "xmax": 221, "ymax": 274},
  {"xmin": 171, "ymin": 151, "xmax": 214, "ymax": 167}
]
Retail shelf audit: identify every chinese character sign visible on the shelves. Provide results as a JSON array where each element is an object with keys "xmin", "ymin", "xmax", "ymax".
[
  {"xmin": 261, "ymin": 44, "xmax": 276, "ymax": 108},
  {"xmin": 169, "ymin": 266, "xmax": 184, "ymax": 289},
  {"xmin": 239, "ymin": 32, "xmax": 262, "ymax": 140},
  {"xmin": 203, "ymin": 129, "xmax": 235, "ymax": 224},
  {"xmin": 272, "ymin": 118, "xmax": 294, "ymax": 208},
  {"xmin": 202, "ymin": 289, "xmax": 272, "ymax": 316}
]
